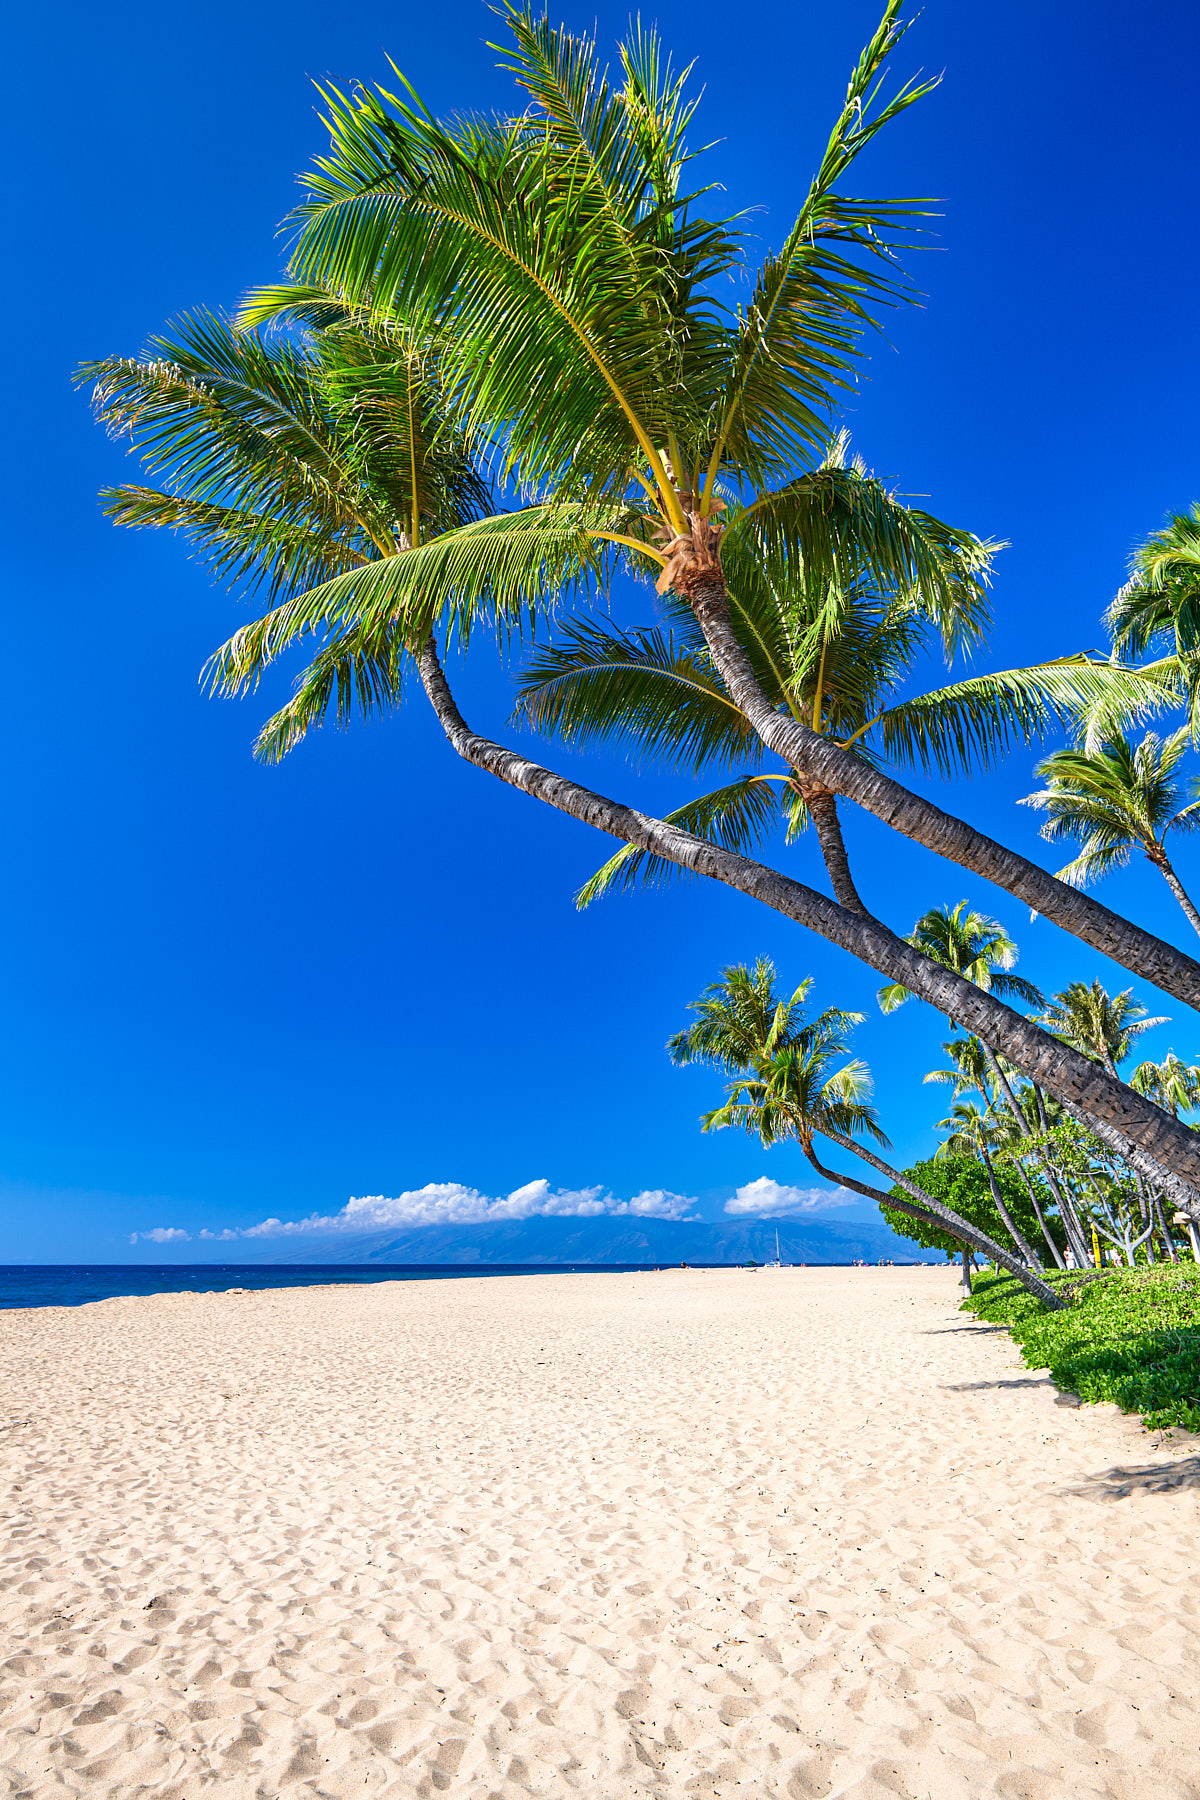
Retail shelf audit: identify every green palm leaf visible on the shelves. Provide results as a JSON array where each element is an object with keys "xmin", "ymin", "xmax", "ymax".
[{"xmin": 576, "ymin": 775, "xmax": 790, "ymax": 906}]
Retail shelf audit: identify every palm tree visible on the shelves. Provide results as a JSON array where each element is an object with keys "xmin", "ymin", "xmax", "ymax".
[
  {"xmin": 669, "ymin": 959, "xmax": 1062, "ymax": 1304},
  {"xmin": 1039, "ymin": 980, "xmax": 1167, "ymax": 1082},
  {"xmin": 1107, "ymin": 504, "xmax": 1200, "ymax": 729},
  {"xmin": 876, "ymin": 901, "xmax": 1050, "ymax": 1187},
  {"xmin": 514, "ymin": 436, "xmax": 1126, "ymax": 916},
  {"xmin": 877, "ymin": 901, "xmax": 1042, "ymax": 1019},
  {"xmin": 79, "ymin": 311, "xmax": 492, "ymax": 756},
  {"xmin": 924, "ymin": 1037, "xmax": 1071, "ymax": 1267},
  {"xmin": 232, "ymin": 1, "xmax": 1197, "ymax": 1005},
  {"xmin": 1021, "ymin": 730, "xmax": 1200, "ymax": 939},
  {"xmin": 1131, "ymin": 1049, "xmax": 1200, "ymax": 1116},
  {"xmin": 932, "ymin": 1099, "xmax": 1042, "ymax": 1269},
  {"xmin": 1131, "ymin": 1051, "xmax": 1200, "ymax": 1260},
  {"xmin": 82, "ymin": 4, "xmax": 1200, "ymax": 1206}
]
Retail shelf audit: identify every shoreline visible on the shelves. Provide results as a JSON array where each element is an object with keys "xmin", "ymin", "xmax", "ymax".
[{"xmin": 3, "ymin": 1267, "xmax": 1197, "ymax": 1796}]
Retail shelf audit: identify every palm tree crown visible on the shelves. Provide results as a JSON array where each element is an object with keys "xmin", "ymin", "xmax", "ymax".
[
  {"xmin": 877, "ymin": 900, "xmax": 1043, "ymax": 1017},
  {"xmin": 79, "ymin": 313, "xmax": 491, "ymax": 762},
  {"xmin": 1038, "ymin": 979, "xmax": 1168, "ymax": 1078},
  {"xmin": 667, "ymin": 959, "xmax": 882, "ymax": 1152},
  {"xmin": 1130, "ymin": 1051, "xmax": 1200, "ymax": 1119},
  {"xmin": 1020, "ymin": 728, "xmax": 1200, "ymax": 939}
]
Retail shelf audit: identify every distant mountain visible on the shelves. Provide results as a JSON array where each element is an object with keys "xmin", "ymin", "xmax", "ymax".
[{"xmin": 255, "ymin": 1213, "xmax": 927, "ymax": 1266}]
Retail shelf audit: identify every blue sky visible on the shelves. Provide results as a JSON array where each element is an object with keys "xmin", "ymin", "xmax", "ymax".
[{"xmin": 3, "ymin": 0, "xmax": 1199, "ymax": 1260}]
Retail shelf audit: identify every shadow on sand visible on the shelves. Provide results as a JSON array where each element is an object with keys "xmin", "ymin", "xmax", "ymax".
[{"xmin": 1067, "ymin": 1455, "xmax": 1200, "ymax": 1501}]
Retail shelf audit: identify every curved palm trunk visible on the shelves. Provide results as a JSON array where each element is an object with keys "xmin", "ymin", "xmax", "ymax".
[
  {"xmin": 1152, "ymin": 1188, "xmax": 1181, "ymax": 1262},
  {"xmin": 1033, "ymin": 1085, "xmax": 1093, "ymax": 1265},
  {"xmin": 978, "ymin": 1142, "xmax": 1042, "ymax": 1270},
  {"xmin": 1154, "ymin": 852, "xmax": 1200, "ymax": 942},
  {"xmin": 803, "ymin": 1132, "xmax": 1063, "ymax": 1308},
  {"xmin": 803, "ymin": 787, "xmax": 868, "ymax": 914},
  {"xmin": 685, "ymin": 577, "xmax": 1200, "ymax": 1009},
  {"xmin": 977, "ymin": 1044, "xmax": 1066, "ymax": 1266},
  {"xmin": 416, "ymin": 638, "xmax": 1200, "ymax": 1206},
  {"xmin": 1010, "ymin": 1156, "xmax": 1067, "ymax": 1269}
]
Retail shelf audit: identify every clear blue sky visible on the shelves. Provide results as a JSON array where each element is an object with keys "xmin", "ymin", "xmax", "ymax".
[{"xmin": 3, "ymin": 0, "xmax": 1198, "ymax": 1259}]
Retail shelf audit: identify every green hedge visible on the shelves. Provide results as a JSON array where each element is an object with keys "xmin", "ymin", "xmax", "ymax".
[{"xmin": 962, "ymin": 1265, "xmax": 1200, "ymax": 1432}]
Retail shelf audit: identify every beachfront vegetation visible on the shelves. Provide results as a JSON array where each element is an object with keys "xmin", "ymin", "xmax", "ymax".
[
  {"xmin": 963, "ymin": 1266, "xmax": 1200, "ymax": 1433},
  {"xmin": 81, "ymin": 3, "xmax": 1200, "ymax": 1227},
  {"xmin": 877, "ymin": 1155, "xmax": 1053, "ymax": 1286},
  {"xmin": 669, "ymin": 960, "xmax": 1063, "ymax": 1304}
]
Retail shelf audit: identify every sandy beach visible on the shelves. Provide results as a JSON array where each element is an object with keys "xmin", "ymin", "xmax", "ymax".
[{"xmin": 1, "ymin": 1266, "xmax": 1197, "ymax": 1798}]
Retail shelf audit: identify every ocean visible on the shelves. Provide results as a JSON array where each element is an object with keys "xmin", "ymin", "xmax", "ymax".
[{"xmin": 0, "ymin": 1262, "xmax": 735, "ymax": 1310}]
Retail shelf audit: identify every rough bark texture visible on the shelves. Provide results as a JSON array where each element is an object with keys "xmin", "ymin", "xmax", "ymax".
[
  {"xmin": 807, "ymin": 1131, "xmax": 1063, "ymax": 1308},
  {"xmin": 416, "ymin": 638, "xmax": 1200, "ymax": 1203},
  {"xmin": 686, "ymin": 578, "xmax": 1200, "ymax": 1010},
  {"xmin": 979, "ymin": 1145, "xmax": 1042, "ymax": 1270},
  {"xmin": 1157, "ymin": 856, "xmax": 1200, "ymax": 942},
  {"xmin": 804, "ymin": 788, "xmax": 868, "ymax": 914},
  {"xmin": 1057, "ymin": 1097, "xmax": 1200, "ymax": 1224}
]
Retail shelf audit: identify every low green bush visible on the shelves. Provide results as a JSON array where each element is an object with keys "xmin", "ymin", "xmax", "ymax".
[{"xmin": 963, "ymin": 1265, "xmax": 1200, "ymax": 1432}]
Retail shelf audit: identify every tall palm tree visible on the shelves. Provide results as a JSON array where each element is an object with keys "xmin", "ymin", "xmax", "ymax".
[
  {"xmin": 513, "ymin": 437, "xmax": 1126, "ymax": 915},
  {"xmin": 924, "ymin": 1037, "xmax": 1071, "ymax": 1267},
  {"xmin": 82, "ymin": 4, "xmax": 1200, "ymax": 1205},
  {"xmin": 876, "ymin": 900, "xmax": 1045, "ymax": 1186},
  {"xmin": 1021, "ymin": 730, "xmax": 1200, "ymax": 939},
  {"xmin": 1107, "ymin": 504, "xmax": 1200, "ymax": 729},
  {"xmin": 932, "ymin": 1099, "xmax": 1042, "ymax": 1269},
  {"xmin": 669, "ymin": 959, "xmax": 1062, "ymax": 1304},
  {"xmin": 1130, "ymin": 1051, "xmax": 1200, "ymax": 1260},
  {"xmin": 877, "ymin": 901, "xmax": 1042, "ymax": 1019},
  {"xmin": 1039, "ymin": 980, "xmax": 1168, "ymax": 1082},
  {"xmin": 244, "ymin": 2, "xmax": 1196, "ymax": 1010}
]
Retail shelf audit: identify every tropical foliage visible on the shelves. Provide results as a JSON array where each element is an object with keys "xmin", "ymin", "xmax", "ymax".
[
  {"xmin": 964, "ymin": 1266, "xmax": 1200, "ymax": 1434},
  {"xmin": 80, "ymin": 2, "xmax": 1200, "ymax": 1203},
  {"xmin": 1020, "ymin": 729, "xmax": 1200, "ymax": 938}
]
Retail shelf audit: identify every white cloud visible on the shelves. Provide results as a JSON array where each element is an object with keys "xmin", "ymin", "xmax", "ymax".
[
  {"xmin": 724, "ymin": 1177, "xmax": 854, "ymax": 1218},
  {"xmin": 129, "ymin": 1226, "xmax": 191, "ymax": 1245},
  {"xmin": 207, "ymin": 1180, "xmax": 699, "ymax": 1240}
]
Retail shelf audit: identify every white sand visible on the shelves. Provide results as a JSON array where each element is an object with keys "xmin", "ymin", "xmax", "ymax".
[{"xmin": 1, "ymin": 1266, "xmax": 1198, "ymax": 1798}]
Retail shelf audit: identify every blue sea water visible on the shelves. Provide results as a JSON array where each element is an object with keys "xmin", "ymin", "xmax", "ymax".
[{"xmin": 0, "ymin": 1263, "xmax": 709, "ymax": 1310}]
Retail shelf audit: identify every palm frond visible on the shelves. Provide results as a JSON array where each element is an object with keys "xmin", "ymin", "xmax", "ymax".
[
  {"xmin": 512, "ymin": 616, "xmax": 756, "ymax": 771},
  {"xmin": 576, "ymin": 776, "xmax": 787, "ymax": 906},
  {"xmin": 865, "ymin": 657, "xmax": 1173, "ymax": 780}
]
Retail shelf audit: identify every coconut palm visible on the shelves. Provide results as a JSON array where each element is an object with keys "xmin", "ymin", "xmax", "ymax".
[
  {"xmin": 669, "ymin": 959, "xmax": 1062, "ymax": 1303},
  {"xmin": 1038, "ymin": 979, "xmax": 1168, "ymax": 1081},
  {"xmin": 82, "ymin": 4, "xmax": 1200, "ymax": 1204},
  {"xmin": 1131, "ymin": 1050, "xmax": 1200, "ymax": 1116},
  {"xmin": 877, "ymin": 901, "xmax": 1042, "ymax": 1019},
  {"xmin": 79, "ymin": 311, "xmax": 494, "ymax": 758},
  {"xmin": 1107, "ymin": 505, "xmax": 1200, "ymax": 727},
  {"xmin": 932, "ymin": 1099, "xmax": 1042, "ymax": 1269},
  {"xmin": 514, "ymin": 436, "xmax": 1135, "ymax": 915},
  {"xmin": 1020, "ymin": 729, "xmax": 1200, "ymax": 939},
  {"xmin": 227, "ymin": 0, "xmax": 1194, "ymax": 1009},
  {"xmin": 1130, "ymin": 1050, "xmax": 1200, "ymax": 1260},
  {"xmin": 924, "ymin": 1036, "xmax": 1072, "ymax": 1266}
]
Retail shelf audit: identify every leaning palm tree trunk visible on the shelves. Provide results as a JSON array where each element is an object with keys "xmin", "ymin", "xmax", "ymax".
[
  {"xmin": 683, "ymin": 580, "xmax": 1200, "ymax": 1009},
  {"xmin": 1009, "ymin": 1156, "xmax": 1067, "ymax": 1269},
  {"xmin": 416, "ymin": 638, "xmax": 1200, "ymax": 1208},
  {"xmin": 977, "ymin": 1045, "xmax": 1066, "ymax": 1265},
  {"xmin": 1032, "ymin": 1085, "xmax": 1094, "ymax": 1265},
  {"xmin": 978, "ymin": 1142, "xmax": 1042, "ymax": 1270},
  {"xmin": 802, "ymin": 1130, "xmax": 1063, "ymax": 1307},
  {"xmin": 1155, "ymin": 854, "xmax": 1200, "ymax": 942}
]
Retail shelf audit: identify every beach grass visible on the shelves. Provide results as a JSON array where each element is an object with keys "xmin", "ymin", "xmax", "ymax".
[{"xmin": 964, "ymin": 1264, "xmax": 1200, "ymax": 1431}]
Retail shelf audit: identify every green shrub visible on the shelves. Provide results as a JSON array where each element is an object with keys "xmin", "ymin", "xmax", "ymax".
[{"xmin": 963, "ymin": 1264, "xmax": 1200, "ymax": 1432}]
